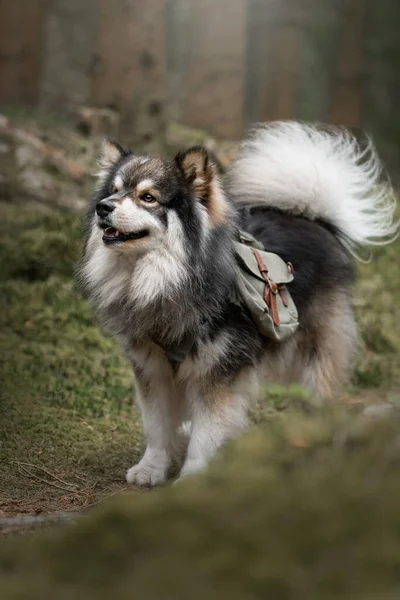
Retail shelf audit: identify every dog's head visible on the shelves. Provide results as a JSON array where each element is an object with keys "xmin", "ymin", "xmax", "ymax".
[{"xmin": 91, "ymin": 140, "xmax": 230, "ymax": 255}]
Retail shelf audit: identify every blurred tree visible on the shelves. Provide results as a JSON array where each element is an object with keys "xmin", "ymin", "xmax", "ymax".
[
  {"xmin": 364, "ymin": 0, "xmax": 400, "ymax": 180},
  {"xmin": 0, "ymin": 0, "xmax": 48, "ymax": 104},
  {"xmin": 182, "ymin": 0, "xmax": 247, "ymax": 139},
  {"xmin": 330, "ymin": 0, "xmax": 368, "ymax": 127},
  {"xmin": 261, "ymin": 0, "xmax": 307, "ymax": 121},
  {"xmin": 90, "ymin": 0, "xmax": 166, "ymax": 148},
  {"xmin": 0, "ymin": 0, "xmax": 398, "ymax": 174},
  {"xmin": 39, "ymin": 0, "xmax": 99, "ymax": 109}
]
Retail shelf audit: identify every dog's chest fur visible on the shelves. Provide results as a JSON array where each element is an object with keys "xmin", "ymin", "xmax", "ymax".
[{"xmin": 81, "ymin": 231, "xmax": 198, "ymax": 344}]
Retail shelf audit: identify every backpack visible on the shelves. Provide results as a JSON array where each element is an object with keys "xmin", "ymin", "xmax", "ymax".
[{"xmin": 233, "ymin": 231, "xmax": 299, "ymax": 342}]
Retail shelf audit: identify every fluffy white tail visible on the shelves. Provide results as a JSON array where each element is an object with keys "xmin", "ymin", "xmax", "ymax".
[{"xmin": 226, "ymin": 121, "xmax": 398, "ymax": 251}]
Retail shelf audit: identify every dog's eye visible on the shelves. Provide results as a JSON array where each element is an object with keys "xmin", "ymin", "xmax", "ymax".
[
  {"xmin": 141, "ymin": 193, "xmax": 156, "ymax": 203},
  {"xmin": 111, "ymin": 185, "xmax": 118, "ymax": 195}
]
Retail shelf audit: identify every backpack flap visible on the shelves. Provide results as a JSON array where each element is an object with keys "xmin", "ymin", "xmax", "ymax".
[
  {"xmin": 234, "ymin": 242, "xmax": 299, "ymax": 342},
  {"xmin": 235, "ymin": 242, "xmax": 294, "ymax": 285}
]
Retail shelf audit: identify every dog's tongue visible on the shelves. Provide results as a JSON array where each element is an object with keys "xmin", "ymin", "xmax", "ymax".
[{"xmin": 104, "ymin": 227, "xmax": 120, "ymax": 238}]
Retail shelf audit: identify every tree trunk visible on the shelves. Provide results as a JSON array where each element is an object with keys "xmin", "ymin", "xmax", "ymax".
[
  {"xmin": 165, "ymin": 0, "xmax": 191, "ymax": 124},
  {"xmin": 244, "ymin": 0, "xmax": 271, "ymax": 127},
  {"xmin": 183, "ymin": 0, "xmax": 247, "ymax": 139},
  {"xmin": 90, "ymin": 0, "xmax": 166, "ymax": 149},
  {"xmin": 0, "ymin": 0, "xmax": 49, "ymax": 105},
  {"xmin": 262, "ymin": 0, "xmax": 308, "ymax": 121},
  {"xmin": 39, "ymin": 0, "xmax": 99, "ymax": 109},
  {"xmin": 330, "ymin": 0, "xmax": 368, "ymax": 126}
]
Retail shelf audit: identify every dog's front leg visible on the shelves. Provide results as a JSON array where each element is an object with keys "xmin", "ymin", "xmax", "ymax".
[
  {"xmin": 179, "ymin": 384, "xmax": 249, "ymax": 479},
  {"xmin": 126, "ymin": 366, "xmax": 182, "ymax": 487}
]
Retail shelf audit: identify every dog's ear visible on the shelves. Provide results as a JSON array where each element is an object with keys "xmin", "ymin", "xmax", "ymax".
[
  {"xmin": 97, "ymin": 139, "xmax": 129, "ymax": 181},
  {"xmin": 175, "ymin": 147, "xmax": 229, "ymax": 224}
]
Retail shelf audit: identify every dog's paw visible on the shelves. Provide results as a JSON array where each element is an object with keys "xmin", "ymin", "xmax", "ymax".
[{"xmin": 126, "ymin": 462, "xmax": 168, "ymax": 487}]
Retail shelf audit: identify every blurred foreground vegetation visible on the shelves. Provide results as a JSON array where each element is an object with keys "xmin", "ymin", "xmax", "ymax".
[{"xmin": 3, "ymin": 411, "xmax": 400, "ymax": 598}]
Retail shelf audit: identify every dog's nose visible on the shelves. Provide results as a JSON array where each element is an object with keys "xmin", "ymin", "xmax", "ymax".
[{"xmin": 96, "ymin": 199, "xmax": 116, "ymax": 219}]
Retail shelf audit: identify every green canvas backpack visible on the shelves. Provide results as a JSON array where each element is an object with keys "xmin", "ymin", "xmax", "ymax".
[{"xmin": 233, "ymin": 231, "xmax": 299, "ymax": 342}]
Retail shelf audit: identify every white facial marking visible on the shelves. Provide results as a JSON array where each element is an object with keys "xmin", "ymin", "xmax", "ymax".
[
  {"xmin": 111, "ymin": 197, "xmax": 162, "ymax": 234},
  {"xmin": 136, "ymin": 179, "xmax": 155, "ymax": 194}
]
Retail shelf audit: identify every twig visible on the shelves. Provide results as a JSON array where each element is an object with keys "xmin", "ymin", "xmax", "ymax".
[
  {"xmin": 18, "ymin": 466, "xmax": 76, "ymax": 493},
  {"xmin": 11, "ymin": 461, "xmax": 78, "ymax": 489},
  {"xmin": 11, "ymin": 461, "xmax": 78, "ymax": 493}
]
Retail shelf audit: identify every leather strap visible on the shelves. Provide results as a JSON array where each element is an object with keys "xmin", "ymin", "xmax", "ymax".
[{"xmin": 252, "ymin": 248, "xmax": 281, "ymax": 327}]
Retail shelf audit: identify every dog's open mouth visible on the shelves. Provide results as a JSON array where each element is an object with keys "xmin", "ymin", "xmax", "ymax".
[{"xmin": 102, "ymin": 227, "xmax": 149, "ymax": 244}]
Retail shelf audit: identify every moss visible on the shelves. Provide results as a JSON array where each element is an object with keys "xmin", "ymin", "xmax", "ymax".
[
  {"xmin": 2, "ymin": 202, "xmax": 82, "ymax": 280},
  {"xmin": 263, "ymin": 384, "xmax": 316, "ymax": 412},
  {"xmin": 2, "ymin": 412, "xmax": 400, "ymax": 598},
  {"xmin": 353, "ymin": 233, "xmax": 400, "ymax": 389},
  {"xmin": 0, "ymin": 200, "xmax": 143, "ymax": 510}
]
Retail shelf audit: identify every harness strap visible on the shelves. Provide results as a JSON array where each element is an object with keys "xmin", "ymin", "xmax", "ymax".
[
  {"xmin": 153, "ymin": 331, "xmax": 196, "ymax": 370},
  {"xmin": 252, "ymin": 248, "xmax": 281, "ymax": 327}
]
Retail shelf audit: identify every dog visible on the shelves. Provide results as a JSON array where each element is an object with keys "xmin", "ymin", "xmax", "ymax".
[{"xmin": 78, "ymin": 121, "xmax": 398, "ymax": 486}]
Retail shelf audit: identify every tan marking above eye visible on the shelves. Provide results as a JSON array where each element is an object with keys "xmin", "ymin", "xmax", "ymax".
[
  {"xmin": 136, "ymin": 179, "xmax": 156, "ymax": 194},
  {"xmin": 136, "ymin": 180, "xmax": 160, "ymax": 204}
]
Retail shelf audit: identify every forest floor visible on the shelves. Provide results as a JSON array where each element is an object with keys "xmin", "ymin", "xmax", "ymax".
[{"xmin": 0, "ymin": 108, "xmax": 399, "ymax": 549}]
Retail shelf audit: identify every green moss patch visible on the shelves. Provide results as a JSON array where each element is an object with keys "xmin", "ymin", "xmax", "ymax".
[{"xmin": 353, "ymin": 234, "xmax": 400, "ymax": 389}]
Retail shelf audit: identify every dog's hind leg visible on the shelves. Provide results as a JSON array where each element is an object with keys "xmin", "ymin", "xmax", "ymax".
[
  {"xmin": 179, "ymin": 374, "xmax": 256, "ymax": 479},
  {"xmin": 299, "ymin": 291, "xmax": 357, "ymax": 401}
]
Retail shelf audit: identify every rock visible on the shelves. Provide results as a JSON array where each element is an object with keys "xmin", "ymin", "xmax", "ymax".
[
  {"xmin": 16, "ymin": 145, "xmax": 43, "ymax": 169},
  {"xmin": 0, "ymin": 142, "xmax": 10, "ymax": 154},
  {"xmin": 0, "ymin": 115, "xmax": 90, "ymax": 212},
  {"xmin": 363, "ymin": 403, "xmax": 396, "ymax": 418},
  {"xmin": 0, "ymin": 114, "xmax": 10, "ymax": 130}
]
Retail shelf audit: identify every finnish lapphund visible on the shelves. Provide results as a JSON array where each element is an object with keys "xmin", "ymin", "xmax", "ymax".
[{"xmin": 78, "ymin": 122, "xmax": 398, "ymax": 485}]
